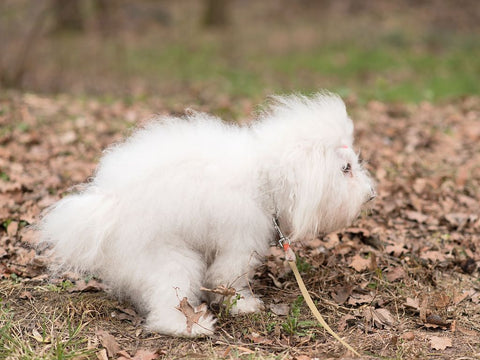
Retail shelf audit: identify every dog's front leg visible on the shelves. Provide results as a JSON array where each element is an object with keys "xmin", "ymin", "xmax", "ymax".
[{"xmin": 203, "ymin": 244, "xmax": 267, "ymax": 315}]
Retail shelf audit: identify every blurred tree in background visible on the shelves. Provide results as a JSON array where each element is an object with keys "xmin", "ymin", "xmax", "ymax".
[
  {"xmin": 52, "ymin": 0, "xmax": 121, "ymax": 36},
  {"xmin": 203, "ymin": 0, "xmax": 230, "ymax": 27},
  {"xmin": 52, "ymin": 0, "xmax": 84, "ymax": 32}
]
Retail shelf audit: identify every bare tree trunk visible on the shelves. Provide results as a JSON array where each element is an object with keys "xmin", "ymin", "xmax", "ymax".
[
  {"xmin": 53, "ymin": 0, "xmax": 83, "ymax": 32},
  {"xmin": 94, "ymin": 0, "xmax": 115, "ymax": 36},
  {"xmin": 0, "ymin": 3, "xmax": 49, "ymax": 88},
  {"xmin": 203, "ymin": 0, "xmax": 230, "ymax": 27}
]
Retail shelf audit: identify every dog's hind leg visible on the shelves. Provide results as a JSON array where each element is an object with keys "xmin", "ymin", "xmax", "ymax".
[{"xmin": 136, "ymin": 247, "xmax": 217, "ymax": 337}]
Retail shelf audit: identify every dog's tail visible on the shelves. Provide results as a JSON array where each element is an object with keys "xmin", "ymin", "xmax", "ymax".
[{"xmin": 38, "ymin": 187, "xmax": 116, "ymax": 275}]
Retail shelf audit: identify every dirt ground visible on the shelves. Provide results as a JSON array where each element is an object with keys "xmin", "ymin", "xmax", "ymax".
[{"xmin": 1, "ymin": 92, "xmax": 480, "ymax": 359}]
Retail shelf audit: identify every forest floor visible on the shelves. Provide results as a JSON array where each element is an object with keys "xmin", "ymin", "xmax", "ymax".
[{"xmin": 1, "ymin": 91, "xmax": 479, "ymax": 359}]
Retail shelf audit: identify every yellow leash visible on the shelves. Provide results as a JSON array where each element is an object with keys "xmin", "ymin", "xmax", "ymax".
[
  {"xmin": 273, "ymin": 218, "xmax": 360, "ymax": 357},
  {"xmin": 287, "ymin": 257, "xmax": 360, "ymax": 357}
]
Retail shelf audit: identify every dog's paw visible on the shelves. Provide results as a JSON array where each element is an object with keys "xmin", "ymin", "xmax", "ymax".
[
  {"xmin": 188, "ymin": 308, "xmax": 217, "ymax": 337},
  {"xmin": 146, "ymin": 302, "xmax": 217, "ymax": 338},
  {"xmin": 230, "ymin": 296, "xmax": 264, "ymax": 315},
  {"xmin": 176, "ymin": 301, "xmax": 217, "ymax": 338}
]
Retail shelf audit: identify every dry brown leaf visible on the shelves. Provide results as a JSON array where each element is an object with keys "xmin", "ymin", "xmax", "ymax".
[
  {"xmin": 346, "ymin": 227, "xmax": 371, "ymax": 237},
  {"xmin": 69, "ymin": 279, "xmax": 105, "ymax": 293},
  {"xmin": 453, "ymin": 290, "xmax": 475, "ymax": 305},
  {"xmin": 6, "ymin": 221, "xmax": 18, "ymax": 236},
  {"xmin": 405, "ymin": 297, "xmax": 420, "ymax": 311},
  {"xmin": 304, "ymin": 237, "xmax": 323, "ymax": 248},
  {"xmin": 19, "ymin": 291, "xmax": 33, "ymax": 300},
  {"xmin": 337, "ymin": 314, "xmax": 356, "ymax": 332},
  {"xmin": 433, "ymin": 293, "xmax": 450, "ymax": 309},
  {"xmin": 405, "ymin": 210, "xmax": 429, "ymax": 224},
  {"xmin": 348, "ymin": 293, "xmax": 374, "ymax": 306},
  {"xmin": 200, "ymin": 285, "xmax": 236, "ymax": 297},
  {"xmin": 175, "ymin": 297, "xmax": 207, "ymax": 334},
  {"xmin": 370, "ymin": 308, "xmax": 396, "ymax": 328},
  {"xmin": 429, "ymin": 336, "xmax": 452, "ymax": 350},
  {"xmin": 400, "ymin": 332, "xmax": 415, "ymax": 341},
  {"xmin": 246, "ymin": 332, "xmax": 273, "ymax": 345},
  {"xmin": 113, "ymin": 306, "xmax": 141, "ymax": 325},
  {"xmin": 116, "ymin": 350, "xmax": 132, "ymax": 360},
  {"xmin": 131, "ymin": 349, "xmax": 160, "ymax": 360},
  {"xmin": 96, "ymin": 349, "xmax": 109, "ymax": 360},
  {"xmin": 269, "ymin": 303, "xmax": 290, "ymax": 316},
  {"xmin": 19, "ymin": 227, "xmax": 36, "ymax": 244},
  {"xmin": 471, "ymin": 292, "xmax": 480, "ymax": 304},
  {"xmin": 444, "ymin": 213, "xmax": 469, "ymax": 229},
  {"xmin": 409, "ymin": 194, "xmax": 423, "ymax": 211},
  {"xmin": 116, "ymin": 306, "xmax": 137, "ymax": 318},
  {"xmin": 421, "ymin": 251, "xmax": 447, "ymax": 263},
  {"xmin": 349, "ymin": 254, "xmax": 371, "ymax": 272},
  {"xmin": 384, "ymin": 243, "xmax": 407, "ymax": 257},
  {"xmin": 331, "ymin": 285, "xmax": 353, "ymax": 304},
  {"xmin": 323, "ymin": 232, "xmax": 340, "ymax": 249},
  {"xmin": 59, "ymin": 130, "xmax": 77, "ymax": 145},
  {"xmin": 13, "ymin": 248, "xmax": 36, "ymax": 266},
  {"xmin": 385, "ymin": 266, "xmax": 406, "ymax": 282},
  {"xmin": 412, "ymin": 178, "xmax": 428, "ymax": 194},
  {"xmin": 0, "ymin": 181, "xmax": 22, "ymax": 193},
  {"xmin": 457, "ymin": 194, "xmax": 478, "ymax": 208},
  {"xmin": 96, "ymin": 330, "xmax": 121, "ymax": 358},
  {"xmin": 334, "ymin": 242, "xmax": 354, "ymax": 255}
]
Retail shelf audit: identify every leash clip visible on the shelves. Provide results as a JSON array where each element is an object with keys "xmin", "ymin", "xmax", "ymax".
[{"xmin": 272, "ymin": 217, "xmax": 296, "ymax": 262}]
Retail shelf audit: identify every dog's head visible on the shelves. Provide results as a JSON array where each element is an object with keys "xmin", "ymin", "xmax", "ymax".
[{"xmin": 259, "ymin": 93, "xmax": 375, "ymax": 240}]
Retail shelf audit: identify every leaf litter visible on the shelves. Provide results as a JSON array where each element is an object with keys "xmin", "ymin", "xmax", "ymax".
[{"xmin": 0, "ymin": 92, "xmax": 480, "ymax": 358}]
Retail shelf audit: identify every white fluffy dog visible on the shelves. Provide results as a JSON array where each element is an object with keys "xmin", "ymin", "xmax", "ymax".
[{"xmin": 39, "ymin": 93, "xmax": 375, "ymax": 337}]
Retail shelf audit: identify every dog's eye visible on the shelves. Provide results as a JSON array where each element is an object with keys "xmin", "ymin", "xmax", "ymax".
[{"xmin": 342, "ymin": 163, "xmax": 352, "ymax": 175}]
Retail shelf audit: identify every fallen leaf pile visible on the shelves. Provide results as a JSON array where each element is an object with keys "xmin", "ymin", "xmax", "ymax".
[{"xmin": 1, "ymin": 92, "xmax": 479, "ymax": 358}]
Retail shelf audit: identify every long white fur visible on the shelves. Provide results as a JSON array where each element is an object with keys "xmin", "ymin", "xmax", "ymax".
[{"xmin": 39, "ymin": 93, "xmax": 374, "ymax": 337}]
